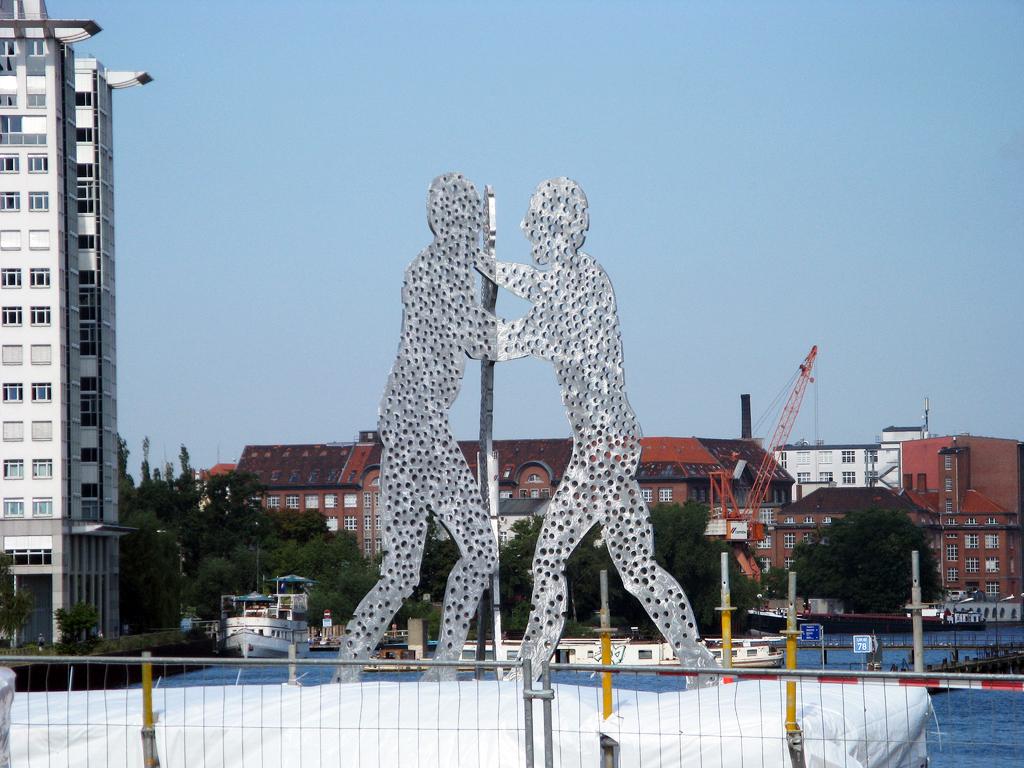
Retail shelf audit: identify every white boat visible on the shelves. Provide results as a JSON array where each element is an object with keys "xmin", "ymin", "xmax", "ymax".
[{"xmin": 221, "ymin": 575, "xmax": 313, "ymax": 659}]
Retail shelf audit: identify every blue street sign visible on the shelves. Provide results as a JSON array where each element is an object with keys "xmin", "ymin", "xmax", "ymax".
[
  {"xmin": 799, "ymin": 624, "xmax": 822, "ymax": 642},
  {"xmin": 853, "ymin": 634, "xmax": 873, "ymax": 654}
]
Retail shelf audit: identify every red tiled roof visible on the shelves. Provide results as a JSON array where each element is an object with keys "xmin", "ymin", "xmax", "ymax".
[
  {"xmin": 784, "ymin": 487, "xmax": 937, "ymax": 523},
  {"xmin": 459, "ymin": 439, "xmax": 575, "ymax": 483},
  {"xmin": 237, "ymin": 444, "xmax": 353, "ymax": 489},
  {"xmin": 960, "ymin": 489, "xmax": 1007, "ymax": 514},
  {"xmin": 639, "ymin": 437, "xmax": 717, "ymax": 464}
]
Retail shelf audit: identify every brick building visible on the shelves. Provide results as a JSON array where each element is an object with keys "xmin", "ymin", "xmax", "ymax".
[
  {"xmin": 759, "ymin": 486, "xmax": 939, "ymax": 574},
  {"xmin": 900, "ymin": 434, "xmax": 1022, "ymax": 598},
  {"xmin": 237, "ymin": 433, "xmax": 793, "ymax": 557}
]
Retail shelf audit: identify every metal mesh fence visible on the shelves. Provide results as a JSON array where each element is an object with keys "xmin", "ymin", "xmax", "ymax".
[{"xmin": 1, "ymin": 655, "xmax": 1022, "ymax": 767}]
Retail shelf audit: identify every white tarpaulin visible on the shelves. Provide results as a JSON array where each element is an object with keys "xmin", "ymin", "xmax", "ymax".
[{"xmin": 7, "ymin": 679, "xmax": 930, "ymax": 767}]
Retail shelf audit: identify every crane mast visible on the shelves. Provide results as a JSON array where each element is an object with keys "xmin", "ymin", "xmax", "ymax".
[{"xmin": 707, "ymin": 345, "xmax": 818, "ymax": 578}]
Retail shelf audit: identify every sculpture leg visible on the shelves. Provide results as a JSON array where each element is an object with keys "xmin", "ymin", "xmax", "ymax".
[
  {"xmin": 603, "ymin": 495, "xmax": 720, "ymax": 686},
  {"xmin": 422, "ymin": 478, "xmax": 498, "ymax": 682},
  {"xmin": 335, "ymin": 489, "xmax": 429, "ymax": 683},
  {"xmin": 513, "ymin": 498, "xmax": 596, "ymax": 681}
]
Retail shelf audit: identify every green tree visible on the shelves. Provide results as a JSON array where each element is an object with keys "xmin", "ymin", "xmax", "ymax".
[
  {"xmin": 118, "ymin": 508, "xmax": 182, "ymax": 631},
  {"xmin": 55, "ymin": 602, "xmax": 100, "ymax": 651},
  {"xmin": 0, "ymin": 554, "xmax": 33, "ymax": 646},
  {"xmin": 793, "ymin": 508, "xmax": 942, "ymax": 612}
]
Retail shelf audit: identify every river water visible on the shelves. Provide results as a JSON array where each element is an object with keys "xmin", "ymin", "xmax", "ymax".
[{"xmin": 150, "ymin": 626, "xmax": 1024, "ymax": 767}]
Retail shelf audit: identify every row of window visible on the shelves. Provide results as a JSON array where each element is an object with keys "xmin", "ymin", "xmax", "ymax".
[
  {"xmin": 0, "ymin": 154, "xmax": 47, "ymax": 173},
  {"xmin": 944, "ymin": 516, "xmax": 998, "ymax": 526},
  {"xmin": 0, "ymin": 229, "xmax": 51, "ymax": 250},
  {"xmin": 944, "ymin": 553, "xmax": 1001, "ymax": 573},
  {"xmin": 945, "ymin": 541, "xmax": 1001, "ymax": 558},
  {"xmin": 789, "ymin": 449, "xmax": 877, "ymax": 466},
  {"xmin": 0, "ymin": 93, "xmax": 46, "ymax": 109},
  {"xmin": 1, "ymin": 497, "xmax": 53, "ymax": 517},
  {"xmin": 2, "ymin": 381, "xmax": 51, "ymax": 402},
  {"xmin": 0, "ymin": 191, "xmax": 48, "ymax": 211},
  {"xmin": 1, "ymin": 267, "xmax": 50, "ymax": 287},
  {"xmin": 1, "ymin": 344, "xmax": 51, "ymax": 365},
  {"xmin": 947, "ymin": 571, "xmax": 1003, "ymax": 588},
  {"xmin": 265, "ymin": 491, "xmax": 383, "ymax": 511},
  {"xmin": 1, "ymin": 420, "xmax": 52, "ymax": 441},
  {"xmin": 1, "ymin": 305, "xmax": 50, "ymax": 325},
  {"xmin": 795, "ymin": 471, "xmax": 861, "ymax": 484},
  {"xmin": 2, "ymin": 458, "xmax": 53, "ymax": 479},
  {"xmin": 0, "ymin": 41, "xmax": 47, "ymax": 56}
]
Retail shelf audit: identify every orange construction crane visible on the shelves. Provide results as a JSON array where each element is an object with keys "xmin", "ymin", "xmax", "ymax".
[{"xmin": 707, "ymin": 345, "xmax": 818, "ymax": 578}]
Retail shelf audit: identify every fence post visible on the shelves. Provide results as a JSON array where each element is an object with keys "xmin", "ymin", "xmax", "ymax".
[
  {"xmin": 287, "ymin": 643, "xmax": 298, "ymax": 685},
  {"xmin": 141, "ymin": 651, "xmax": 160, "ymax": 767},
  {"xmin": 784, "ymin": 572, "xmax": 805, "ymax": 768},
  {"xmin": 599, "ymin": 569, "xmax": 613, "ymax": 718},
  {"xmin": 541, "ymin": 660, "xmax": 554, "ymax": 768},
  {"xmin": 717, "ymin": 552, "xmax": 734, "ymax": 671},
  {"xmin": 522, "ymin": 658, "xmax": 535, "ymax": 768},
  {"xmin": 909, "ymin": 550, "xmax": 925, "ymax": 673}
]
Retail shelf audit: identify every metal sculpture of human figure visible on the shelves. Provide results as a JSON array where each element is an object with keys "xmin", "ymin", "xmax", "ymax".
[
  {"xmin": 477, "ymin": 177, "xmax": 719, "ymax": 681},
  {"xmin": 336, "ymin": 173, "xmax": 498, "ymax": 683}
]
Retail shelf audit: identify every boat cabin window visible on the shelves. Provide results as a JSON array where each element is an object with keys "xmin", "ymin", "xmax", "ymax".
[{"xmin": 638, "ymin": 650, "xmax": 653, "ymax": 660}]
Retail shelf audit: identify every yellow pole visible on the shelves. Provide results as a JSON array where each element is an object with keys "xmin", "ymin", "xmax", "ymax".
[
  {"xmin": 784, "ymin": 571, "xmax": 799, "ymax": 733},
  {"xmin": 718, "ymin": 552, "xmax": 734, "ymax": 670},
  {"xmin": 600, "ymin": 569, "xmax": 613, "ymax": 720},
  {"xmin": 141, "ymin": 651, "xmax": 160, "ymax": 767}
]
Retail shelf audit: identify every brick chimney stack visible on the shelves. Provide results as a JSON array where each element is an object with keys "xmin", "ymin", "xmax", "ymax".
[{"xmin": 741, "ymin": 394, "xmax": 752, "ymax": 440}]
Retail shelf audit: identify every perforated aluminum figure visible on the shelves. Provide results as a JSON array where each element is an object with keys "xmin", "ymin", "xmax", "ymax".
[
  {"xmin": 336, "ymin": 173, "xmax": 498, "ymax": 683},
  {"xmin": 477, "ymin": 177, "xmax": 719, "ymax": 682}
]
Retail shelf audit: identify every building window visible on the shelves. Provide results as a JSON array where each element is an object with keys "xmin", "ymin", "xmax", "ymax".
[
  {"xmin": 2, "ymin": 306, "xmax": 21, "ymax": 325},
  {"xmin": 530, "ymin": 488, "xmax": 539, "ymax": 498},
  {"xmin": 2, "ymin": 382, "xmax": 22, "ymax": 402},
  {"xmin": 29, "ymin": 268, "xmax": 49, "ymax": 287},
  {"xmin": 80, "ymin": 392, "xmax": 98, "ymax": 426},
  {"xmin": 344, "ymin": 516, "xmax": 357, "ymax": 531},
  {"xmin": 783, "ymin": 533, "xmax": 796, "ymax": 549},
  {"xmin": 784, "ymin": 557, "xmax": 795, "ymax": 569},
  {"xmin": 803, "ymin": 515, "xmax": 814, "ymax": 523},
  {"xmin": 31, "ymin": 498, "xmax": 52, "ymax": 517},
  {"xmin": 944, "ymin": 477, "xmax": 953, "ymax": 492},
  {"xmin": 985, "ymin": 557, "xmax": 999, "ymax": 574},
  {"xmin": 30, "ymin": 382, "xmax": 50, "ymax": 402},
  {"xmin": 947, "ymin": 568, "xmax": 959, "ymax": 582},
  {"xmin": 965, "ymin": 534, "xmax": 979, "ymax": 549},
  {"xmin": 641, "ymin": 488, "xmax": 652, "ymax": 503},
  {"xmin": 325, "ymin": 494, "xmax": 337, "ymax": 509},
  {"xmin": 27, "ymin": 192, "xmax": 47, "ymax": 211},
  {"xmin": 364, "ymin": 540, "xmax": 372, "ymax": 555},
  {"xmin": 304, "ymin": 494, "xmax": 318, "ymax": 510},
  {"xmin": 362, "ymin": 491, "xmax": 372, "ymax": 508},
  {"xmin": 76, "ymin": 127, "xmax": 94, "ymax": 143},
  {"xmin": 778, "ymin": 451, "xmax": 787, "ymax": 469},
  {"xmin": 30, "ymin": 344, "xmax": 50, "ymax": 365},
  {"xmin": 796, "ymin": 472, "xmax": 810, "ymax": 483},
  {"xmin": 527, "ymin": 473, "xmax": 541, "ymax": 483},
  {"xmin": 31, "ymin": 421, "xmax": 51, "ymax": 441},
  {"xmin": 818, "ymin": 451, "xmax": 832, "ymax": 464},
  {"xmin": 795, "ymin": 451, "xmax": 809, "ymax": 465},
  {"xmin": 759, "ymin": 558, "xmax": 771, "ymax": 572},
  {"xmin": 757, "ymin": 534, "xmax": 772, "ymax": 549},
  {"xmin": 2, "ymin": 459, "xmax": 22, "ymax": 480},
  {"xmin": 0, "ymin": 192, "xmax": 19, "ymax": 211},
  {"xmin": 823, "ymin": 516, "xmax": 833, "ymax": 524},
  {"xmin": 842, "ymin": 471, "xmax": 856, "ymax": 485},
  {"xmin": 27, "ymin": 155, "xmax": 46, "ymax": 173},
  {"xmin": 28, "ymin": 40, "xmax": 44, "ymax": 56},
  {"xmin": 2, "ymin": 421, "xmax": 22, "ymax": 441},
  {"xmin": 986, "ymin": 582, "xmax": 1000, "ymax": 596},
  {"xmin": 326, "ymin": 517, "xmax": 338, "ymax": 532},
  {"xmin": 818, "ymin": 472, "xmax": 833, "ymax": 483},
  {"xmin": 518, "ymin": 489, "xmax": 528, "ymax": 498},
  {"xmin": 0, "ymin": 345, "xmax": 20, "ymax": 365},
  {"xmin": 964, "ymin": 557, "xmax": 979, "ymax": 574},
  {"xmin": 784, "ymin": 516, "xmax": 795, "ymax": 524},
  {"xmin": 946, "ymin": 544, "xmax": 958, "ymax": 562},
  {"xmin": 344, "ymin": 493, "xmax": 358, "ymax": 508},
  {"xmin": 0, "ymin": 156, "xmax": 17, "ymax": 173},
  {"xmin": 26, "ymin": 93, "xmax": 44, "ymax": 108},
  {"xmin": 81, "ymin": 447, "xmax": 99, "ymax": 463},
  {"xmin": 499, "ymin": 490, "xmax": 512, "ymax": 499},
  {"xmin": 1, "ymin": 268, "xmax": 19, "ymax": 288},
  {"xmin": 285, "ymin": 494, "xmax": 299, "ymax": 510},
  {"xmin": 29, "ymin": 306, "xmax": 49, "ymax": 325},
  {"xmin": 28, "ymin": 230, "xmax": 48, "ymax": 249},
  {"xmin": 363, "ymin": 515, "xmax": 371, "ymax": 531},
  {"xmin": 841, "ymin": 450, "xmax": 855, "ymax": 463},
  {"xmin": 266, "ymin": 495, "xmax": 280, "ymax": 509},
  {"xmin": 0, "ymin": 230, "xmax": 18, "ymax": 250},
  {"xmin": 965, "ymin": 517, "xmax": 977, "ymax": 526},
  {"xmin": 2, "ymin": 498, "xmax": 24, "ymax": 518},
  {"xmin": 658, "ymin": 488, "xmax": 673, "ymax": 503},
  {"xmin": 375, "ymin": 538, "xmax": 383, "ymax": 554},
  {"xmin": 945, "ymin": 499, "xmax": 953, "ymax": 514},
  {"xmin": 985, "ymin": 534, "xmax": 999, "ymax": 549},
  {"xmin": 946, "ymin": 517, "xmax": 956, "ymax": 526},
  {"xmin": 75, "ymin": 91, "xmax": 94, "ymax": 107},
  {"xmin": 944, "ymin": 455, "xmax": 952, "ymax": 470}
]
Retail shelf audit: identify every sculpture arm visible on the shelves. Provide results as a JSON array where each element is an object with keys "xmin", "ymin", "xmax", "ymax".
[
  {"xmin": 475, "ymin": 253, "xmax": 545, "ymax": 302},
  {"xmin": 496, "ymin": 316, "xmax": 541, "ymax": 362}
]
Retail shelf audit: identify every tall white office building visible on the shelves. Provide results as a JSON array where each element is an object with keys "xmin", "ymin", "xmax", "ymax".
[{"xmin": 0, "ymin": 1, "xmax": 148, "ymax": 641}]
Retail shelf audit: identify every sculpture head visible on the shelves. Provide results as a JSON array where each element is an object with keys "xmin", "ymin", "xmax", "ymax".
[
  {"xmin": 521, "ymin": 177, "xmax": 589, "ymax": 266},
  {"xmin": 427, "ymin": 173, "xmax": 483, "ymax": 240}
]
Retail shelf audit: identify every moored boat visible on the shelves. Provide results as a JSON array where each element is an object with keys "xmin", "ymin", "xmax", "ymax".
[
  {"xmin": 221, "ymin": 575, "xmax": 314, "ymax": 658},
  {"xmin": 747, "ymin": 607, "xmax": 987, "ymax": 635}
]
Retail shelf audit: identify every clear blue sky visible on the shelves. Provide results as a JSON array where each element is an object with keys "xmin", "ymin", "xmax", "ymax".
[{"xmin": 60, "ymin": 1, "xmax": 1022, "ymax": 472}]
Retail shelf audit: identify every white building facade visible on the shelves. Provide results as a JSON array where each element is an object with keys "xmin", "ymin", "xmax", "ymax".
[
  {"xmin": 0, "ymin": 0, "xmax": 147, "ymax": 641},
  {"xmin": 776, "ymin": 425, "xmax": 927, "ymax": 502}
]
